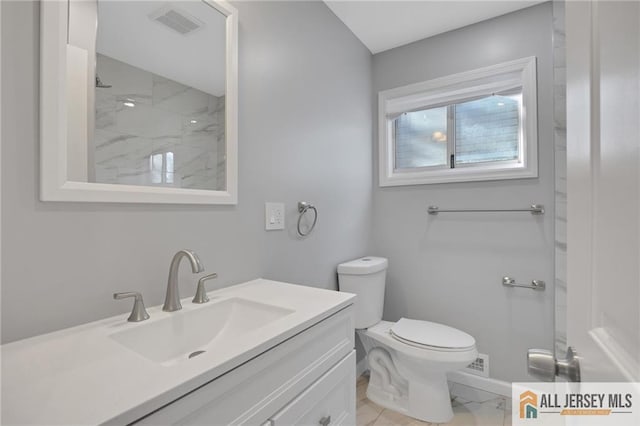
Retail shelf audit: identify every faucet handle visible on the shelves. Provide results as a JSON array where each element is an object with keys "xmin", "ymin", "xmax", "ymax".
[
  {"xmin": 114, "ymin": 292, "xmax": 150, "ymax": 322},
  {"xmin": 193, "ymin": 273, "xmax": 218, "ymax": 304}
]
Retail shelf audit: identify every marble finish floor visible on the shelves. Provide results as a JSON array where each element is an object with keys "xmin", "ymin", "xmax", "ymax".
[{"xmin": 356, "ymin": 375, "xmax": 513, "ymax": 426}]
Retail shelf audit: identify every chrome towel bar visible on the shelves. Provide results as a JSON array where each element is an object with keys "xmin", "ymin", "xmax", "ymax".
[
  {"xmin": 502, "ymin": 276, "xmax": 546, "ymax": 291},
  {"xmin": 427, "ymin": 204, "xmax": 544, "ymax": 215}
]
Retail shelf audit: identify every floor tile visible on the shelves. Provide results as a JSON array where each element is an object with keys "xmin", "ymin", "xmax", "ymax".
[
  {"xmin": 357, "ymin": 399, "xmax": 385, "ymax": 426},
  {"xmin": 503, "ymin": 412, "xmax": 513, "ymax": 426},
  {"xmin": 372, "ymin": 409, "xmax": 418, "ymax": 426},
  {"xmin": 357, "ymin": 375, "xmax": 369, "ymax": 402},
  {"xmin": 445, "ymin": 398, "xmax": 506, "ymax": 425},
  {"xmin": 503, "ymin": 398, "xmax": 513, "ymax": 426},
  {"xmin": 407, "ymin": 421, "xmax": 434, "ymax": 426}
]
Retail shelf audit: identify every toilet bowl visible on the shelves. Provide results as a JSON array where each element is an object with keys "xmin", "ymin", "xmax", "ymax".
[{"xmin": 338, "ymin": 257, "xmax": 477, "ymax": 423}]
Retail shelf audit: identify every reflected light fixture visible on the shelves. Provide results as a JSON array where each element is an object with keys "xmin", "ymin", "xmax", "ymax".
[{"xmin": 432, "ymin": 130, "xmax": 447, "ymax": 143}]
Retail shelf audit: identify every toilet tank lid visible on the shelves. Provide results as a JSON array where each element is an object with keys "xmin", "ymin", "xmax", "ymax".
[{"xmin": 337, "ymin": 257, "xmax": 388, "ymax": 275}]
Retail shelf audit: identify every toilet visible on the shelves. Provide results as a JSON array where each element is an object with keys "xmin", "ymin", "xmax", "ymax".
[{"xmin": 338, "ymin": 256, "xmax": 477, "ymax": 423}]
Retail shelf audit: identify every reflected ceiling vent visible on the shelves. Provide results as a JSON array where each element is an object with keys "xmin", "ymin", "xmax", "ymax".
[{"xmin": 149, "ymin": 5, "xmax": 205, "ymax": 36}]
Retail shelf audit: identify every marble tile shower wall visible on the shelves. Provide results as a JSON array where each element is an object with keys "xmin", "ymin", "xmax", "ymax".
[
  {"xmin": 94, "ymin": 54, "xmax": 225, "ymax": 190},
  {"xmin": 553, "ymin": 0, "xmax": 567, "ymax": 356}
]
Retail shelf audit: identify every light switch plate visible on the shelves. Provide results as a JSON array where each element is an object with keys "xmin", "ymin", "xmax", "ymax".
[{"xmin": 265, "ymin": 202, "xmax": 285, "ymax": 230}]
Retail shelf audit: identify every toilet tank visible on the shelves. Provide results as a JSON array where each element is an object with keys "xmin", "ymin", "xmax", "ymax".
[{"xmin": 337, "ymin": 257, "xmax": 388, "ymax": 329}]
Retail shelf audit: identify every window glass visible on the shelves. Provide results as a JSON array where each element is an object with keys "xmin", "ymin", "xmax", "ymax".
[
  {"xmin": 454, "ymin": 94, "xmax": 521, "ymax": 165},
  {"xmin": 393, "ymin": 106, "xmax": 448, "ymax": 170},
  {"xmin": 165, "ymin": 152, "xmax": 174, "ymax": 184}
]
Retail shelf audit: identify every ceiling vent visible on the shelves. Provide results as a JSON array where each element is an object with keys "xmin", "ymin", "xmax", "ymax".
[{"xmin": 149, "ymin": 5, "xmax": 204, "ymax": 36}]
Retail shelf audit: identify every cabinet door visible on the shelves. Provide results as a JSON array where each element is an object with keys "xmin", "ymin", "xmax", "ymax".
[{"xmin": 269, "ymin": 351, "xmax": 355, "ymax": 426}]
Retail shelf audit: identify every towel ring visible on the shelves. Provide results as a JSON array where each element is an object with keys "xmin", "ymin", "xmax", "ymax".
[{"xmin": 297, "ymin": 202, "xmax": 318, "ymax": 236}]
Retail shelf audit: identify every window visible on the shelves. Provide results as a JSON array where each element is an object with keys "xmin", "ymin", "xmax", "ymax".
[
  {"xmin": 379, "ymin": 57, "xmax": 538, "ymax": 186},
  {"xmin": 150, "ymin": 152, "xmax": 175, "ymax": 185}
]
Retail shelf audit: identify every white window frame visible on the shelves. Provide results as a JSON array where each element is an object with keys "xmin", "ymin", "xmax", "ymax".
[{"xmin": 378, "ymin": 57, "xmax": 538, "ymax": 187}]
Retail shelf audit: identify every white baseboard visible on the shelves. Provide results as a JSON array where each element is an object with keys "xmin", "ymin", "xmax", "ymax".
[
  {"xmin": 356, "ymin": 358, "xmax": 368, "ymax": 378},
  {"xmin": 447, "ymin": 370, "xmax": 512, "ymax": 397}
]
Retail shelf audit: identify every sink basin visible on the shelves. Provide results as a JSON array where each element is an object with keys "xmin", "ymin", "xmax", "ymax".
[{"xmin": 109, "ymin": 297, "xmax": 294, "ymax": 366}]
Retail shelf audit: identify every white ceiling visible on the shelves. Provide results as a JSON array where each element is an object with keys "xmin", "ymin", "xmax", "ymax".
[
  {"xmin": 97, "ymin": 0, "xmax": 226, "ymax": 96},
  {"xmin": 324, "ymin": 0, "xmax": 546, "ymax": 54}
]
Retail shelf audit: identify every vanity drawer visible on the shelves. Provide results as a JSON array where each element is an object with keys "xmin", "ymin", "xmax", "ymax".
[
  {"xmin": 135, "ymin": 305, "xmax": 354, "ymax": 425},
  {"xmin": 268, "ymin": 350, "xmax": 355, "ymax": 426}
]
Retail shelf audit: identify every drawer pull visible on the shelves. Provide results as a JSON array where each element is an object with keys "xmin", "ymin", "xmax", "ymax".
[{"xmin": 319, "ymin": 415, "xmax": 331, "ymax": 426}]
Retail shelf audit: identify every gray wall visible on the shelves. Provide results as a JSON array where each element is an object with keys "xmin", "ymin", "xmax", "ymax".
[
  {"xmin": 371, "ymin": 3, "xmax": 555, "ymax": 382},
  {"xmin": 1, "ymin": 0, "xmax": 373, "ymax": 343}
]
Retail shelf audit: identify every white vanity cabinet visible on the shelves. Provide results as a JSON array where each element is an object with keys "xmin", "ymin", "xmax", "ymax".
[
  {"xmin": 134, "ymin": 305, "xmax": 355, "ymax": 425},
  {"xmin": 268, "ymin": 351, "xmax": 355, "ymax": 425}
]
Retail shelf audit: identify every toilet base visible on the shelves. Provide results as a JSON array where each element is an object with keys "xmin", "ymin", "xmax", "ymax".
[
  {"xmin": 365, "ymin": 370, "xmax": 453, "ymax": 423},
  {"xmin": 366, "ymin": 386, "xmax": 410, "ymax": 417},
  {"xmin": 408, "ymin": 372, "xmax": 454, "ymax": 423}
]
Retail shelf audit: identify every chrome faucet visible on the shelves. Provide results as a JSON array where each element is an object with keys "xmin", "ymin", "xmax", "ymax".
[
  {"xmin": 163, "ymin": 249, "xmax": 204, "ymax": 312},
  {"xmin": 193, "ymin": 273, "xmax": 218, "ymax": 304},
  {"xmin": 113, "ymin": 292, "xmax": 150, "ymax": 322}
]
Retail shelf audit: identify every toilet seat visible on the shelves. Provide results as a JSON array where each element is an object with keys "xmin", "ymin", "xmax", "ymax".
[{"xmin": 390, "ymin": 318, "xmax": 475, "ymax": 352}]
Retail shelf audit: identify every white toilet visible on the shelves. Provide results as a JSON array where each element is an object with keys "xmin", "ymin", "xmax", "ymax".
[{"xmin": 338, "ymin": 256, "xmax": 478, "ymax": 423}]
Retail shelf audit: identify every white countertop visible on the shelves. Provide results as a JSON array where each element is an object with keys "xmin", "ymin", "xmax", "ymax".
[{"xmin": 1, "ymin": 279, "xmax": 355, "ymax": 425}]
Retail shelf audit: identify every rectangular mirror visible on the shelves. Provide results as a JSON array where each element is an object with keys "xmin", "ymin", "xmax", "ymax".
[{"xmin": 40, "ymin": 0, "xmax": 237, "ymax": 204}]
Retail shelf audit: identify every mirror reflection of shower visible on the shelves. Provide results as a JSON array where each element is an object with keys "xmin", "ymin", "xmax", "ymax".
[
  {"xmin": 73, "ymin": 0, "xmax": 228, "ymax": 191},
  {"xmin": 95, "ymin": 74, "xmax": 112, "ymax": 88},
  {"xmin": 150, "ymin": 152, "xmax": 175, "ymax": 185}
]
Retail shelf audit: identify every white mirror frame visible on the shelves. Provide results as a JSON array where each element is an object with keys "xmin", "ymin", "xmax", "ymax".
[{"xmin": 40, "ymin": 0, "xmax": 238, "ymax": 204}]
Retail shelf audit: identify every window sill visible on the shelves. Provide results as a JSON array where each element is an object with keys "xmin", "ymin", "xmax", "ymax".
[{"xmin": 379, "ymin": 163, "xmax": 538, "ymax": 187}]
